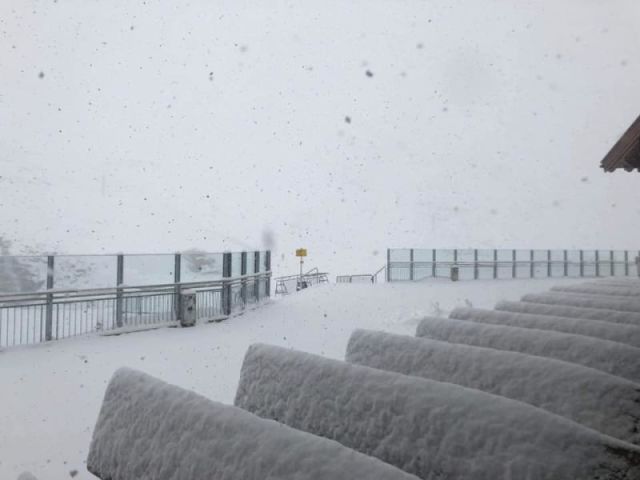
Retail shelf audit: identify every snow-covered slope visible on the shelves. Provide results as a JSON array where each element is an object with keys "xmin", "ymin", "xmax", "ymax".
[
  {"xmin": 449, "ymin": 307, "xmax": 640, "ymax": 347},
  {"xmin": 235, "ymin": 343, "xmax": 640, "ymax": 480},
  {"xmin": 495, "ymin": 300, "xmax": 640, "ymax": 326},
  {"xmin": 416, "ymin": 317, "xmax": 640, "ymax": 382},
  {"xmin": 522, "ymin": 292, "xmax": 640, "ymax": 314},
  {"xmin": 346, "ymin": 329, "xmax": 640, "ymax": 444},
  {"xmin": 87, "ymin": 368, "xmax": 418, "ymax": 480}
]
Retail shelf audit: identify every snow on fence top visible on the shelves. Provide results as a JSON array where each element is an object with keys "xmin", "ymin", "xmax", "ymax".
[
  {"xmin": 495, "ymin": 300, "xmax": 640, "ymax": 326},
  {"xmin": 415, "ymin": 317, "xmax": 640, "ymax": 383},
  {"xmin": 449, "ymin": 307, "xmax": 640, "ymax": 348},
  {"xmin": 87, "ymin": 368, "xmax": 419, "ymax": 480},
  {"xmin": 522, "ymin": 292, "xmax": 640, "ymax": 315},
  {"xmin": 552, "ymin": 284, "xmax": 640, "ymax": 297},
  {"xmin": 235, "ymin": 343, "xmax": 640, "ymax": 480},
  {"xmin": 346, "ymin": 329, "xmax": 640, "ymax": 445}
]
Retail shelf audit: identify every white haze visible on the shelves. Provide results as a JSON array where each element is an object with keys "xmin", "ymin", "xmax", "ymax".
[{"xmin": 1, "ymin": 0, "xmax": 639, "ymax": 277}]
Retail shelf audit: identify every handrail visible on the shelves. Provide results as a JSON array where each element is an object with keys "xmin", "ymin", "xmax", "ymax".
[{"xmin": 0, "ymin": 271, "xmax": 272, "ymax": 303}]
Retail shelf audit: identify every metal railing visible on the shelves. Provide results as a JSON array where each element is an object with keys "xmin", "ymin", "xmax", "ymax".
[
  {"xmin": 336, "ymin": 265, "xmax": 387, "ymax": 284},
  {"xmin": 274, "ymin": 268, "xmax": 329, "ymax": 295},
  {"xmin": 387, "ymin": 248, "xmax": 639, "ymax": 282},
  {"xmin": 0, "ymin": 249, "xmax": 272, "ymax": 348}
]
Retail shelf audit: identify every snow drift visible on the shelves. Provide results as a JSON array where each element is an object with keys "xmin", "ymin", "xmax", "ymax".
[
  {"xmin": 448, "ymin": 307, "xmax": 640, "ymax": 348},
  {"xmin": 346, "ymin": 329, "xmax": 640, "ymax": 444},
  {"xmin": 87, "ymin": 368, "xmax": 418, "ymax": 480},
  {"xmin": 522, "ymin": 292, "xmax": 640, "ymax": 314},
  {"xmin": 551, "ymin": 284, "xmax": 640, "ymax": 297},
  {"xmin": 235, "ymin": 343, "xmax": 640, "ymax": 480},
  {"xmin": 495, "ymin": 300, "xmax": 640, "ymax": 326},
  {"xmin": 415, "ymin": 317, "xmax": 640, "ymax": 383}
]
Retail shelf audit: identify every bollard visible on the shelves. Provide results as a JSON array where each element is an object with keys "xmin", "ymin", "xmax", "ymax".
[{"xmin": 179, "ymin": 291, "xmax": 196, "ymax": 327}]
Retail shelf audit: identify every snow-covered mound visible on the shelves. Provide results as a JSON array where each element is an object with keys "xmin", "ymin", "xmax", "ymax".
[
  {"xmin": 552, "ymin": 284, "xmax": 640, "ymax": 297},
  {"xmin": 415, "ymin": 317, "xmax": 640, "ymax": 383},
  {"xmin": 495, "ymin": 300, "xmax": 640, "ymax": 326},
  {"xmin": 87, "ymin": 368, "xmax": 418, "ymax": 480},
  {"xmin": 449, "ymin": 307, "xmax": 640, "ymax": 348},
  {"xmin": 522, "ymin": 292, "xmax": 640, "ymax": 314},
  {"xmin": 346, "ymin": 329, "xmax": 640, "ymax": 444},
  {"xmin": 235, "ymin": 344, "xmax": 640, "ymax": 480}
]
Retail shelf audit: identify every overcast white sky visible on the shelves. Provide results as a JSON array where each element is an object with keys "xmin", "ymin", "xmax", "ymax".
[{"xmin": 1, "ymin": 0, "xmax": 639, "ymax": 275}]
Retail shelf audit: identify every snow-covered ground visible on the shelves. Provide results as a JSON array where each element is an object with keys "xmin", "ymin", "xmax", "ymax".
[{"xmin": 0, "ymin": 277, "xmax": 583, "ymax": 479}]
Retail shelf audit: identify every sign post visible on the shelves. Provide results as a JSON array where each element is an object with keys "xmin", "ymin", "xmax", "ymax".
[{"xmin": 296, "ymin": 248, "xmax": 307, "ymax": 290}]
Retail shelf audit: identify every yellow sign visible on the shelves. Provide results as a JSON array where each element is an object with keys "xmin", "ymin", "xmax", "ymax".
[{"xmin": 296, "ymin": 248, "xmax": 307, "ymax": 257}]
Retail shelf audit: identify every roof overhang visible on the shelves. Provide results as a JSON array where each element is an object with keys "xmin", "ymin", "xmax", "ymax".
[{"xmin": 601, "ymin": 114, "xmax": 640, "ymax": 172}]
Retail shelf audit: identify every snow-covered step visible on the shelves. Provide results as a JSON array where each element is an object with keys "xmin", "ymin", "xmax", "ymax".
[
  {"xmin": 448, "ymin": 307, "xmax": 640, "ymax": 348},
  {"xmin": 235, "ymin": 344, "xmax": 640, "ymax": 480},
  {"xmin": 551, "ymin": 284, "xmax": 640, "ymax": 297},
  {"xmin": 346, "ymin": 329, "xmax": 640, "ymax": 445},
  {"xmin": 87, "ymin": 368, "xmax": 419, "ymax": 480},
  {"xmin": 495, "ymin": 300, "xmax": 640, "ymax": 326},
  {"xmin": 415, "ymin": 317, "xmax": 640, "ymax": 383},
  {"xmin": 522, "ymin": 291, "xmax": 640, "ymax": 314}
]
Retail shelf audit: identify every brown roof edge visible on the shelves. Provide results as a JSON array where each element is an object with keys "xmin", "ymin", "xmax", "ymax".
[{"xmin": 600, "ymin": 114, "xmax": 640, "ymax": 172}]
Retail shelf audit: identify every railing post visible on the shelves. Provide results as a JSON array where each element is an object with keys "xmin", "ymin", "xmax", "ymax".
[
  {"xmin": 174, "ymin": 253, "xmax": 181, "ymax": 321},
  {"xmin": 473, "ymin": 249, "xmax": 478, "ymax": 280},
  {"xmin": 547, "ymin": 250, "xmax": 552, "ymax": 277},
  {"xmin": 625, "ymin": 250, "xmax": 629, "ymax": 276},
  {"xmin": 610, "ymin": 250, "xmax": 615, "ymax": 277},
  {"xmin": 595, "ymin": 250, "xmax": 600, "ymax": 277},
  {"xmin": 254, "ymin": 252, "xmax": 260, "ymax": 301},
  {"xmin": 241, "ymin": 251, "xmax": 247, "ymax": 306},
  {"xmin": 432, "ymin": 250, "xmax": 437, "ymax": 278},
  {"xmin": 512, "ymin": 249, "xmax": 516, "ymax": 279},
  {"xmin": 222, "ymin": 252, "xmax": 232, "ymax": 316},
  {"xmin": 45, "ymin": 255, "xmax": 54, "ymax": 341},
  {"xmin": 409, "ymin": 249, "xmax": 415, "ymax": 281},
  {"xmin": 529, "ymin": 250, "xmax": 534, "ymax": 278},
  {"xmin": 563, "ymin": 250, "xmax": 568, "ymax": 277},
  {"xmin": 115, "ymin": 255, "xmax": 124, "ymax": 328},
  {"xmin": 265, "ymin": 251, "xmax": 271, "ymax": 297},
  {"xmin": 579, "ymin": 250, "xmax": 584, "ymax": 277},
  {"xmin": 493, "ymin": 249, "xmax": 498, "ymax": 279}
]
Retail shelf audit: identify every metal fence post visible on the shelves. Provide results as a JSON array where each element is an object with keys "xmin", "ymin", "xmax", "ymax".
[
  {"xmin": 563, "ymin": 250, "xmax": 568, "ymax": 277},
  {"xmin": 512, "ymin": 249, "xmax": 516, "ymax": 279},
  {"xmin": 265, "ymin": 251, "xmax": 271, "ymax": 297},
  {"xmin": 254, "ymin": 252, "xmax": 260, "ymax": 301},
  {"xmin": 529, "ymin": 250, "xmax": 534, "ymax": 278},
  {"xmin": 493, "ymin": 249, "xmax": 498, "ymax": 279},
  {"xmin": 115, "ymin": 255, "xmax": 124, "ymax": 328},
  {"xmin": 625, "ymin": 250, "xmax": 629, "ymax": 276},
  {"xmin": 409, "ymin": 249, "xmax": 415, "ymax": 281},
  {"xmin": 45, "ymin": 255, "xmax": 54, "ymax": 341},
  {"xmin": 547, "ymin": 250, "xmax": 552, "ymax": 277},
  {"xmin": 595, "ymin": 250, "xmax": 600, "ymax": 277},
  {"xmin": 240, "ymin": 251, "xmax": 247, "ymax": 306},
  {"xmin": 579, "ymin": 250, "xmax": 584, "ymax": 277},
  {"xmin": 432, "ymin": 250, "xmax": 437, "ymax": 278},
  {"xmin": 174, "ymin": 253, "xmax": 181, "ymax": 320},
  {"xmin": 610, "ymin": 250, "xmax": 614, "ymax": 277},
  {"xmin": 222, "ymin": 253, "xmax": 232, "ymax": 316},
  {"xmin": 386, "ymin": 249, "xmax": 391, "ymax": 282},
  {"xmin": 474, "ymin": 249, "xmax": 479, "ymax": 280}
]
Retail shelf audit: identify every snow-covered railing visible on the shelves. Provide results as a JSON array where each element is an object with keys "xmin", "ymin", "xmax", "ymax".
[
  {"xmin": 387, "ymin": 248, "xmax": 639, "ymax": 282},
  {"xmin": 346, "ymin": 329, "xmax": 640, "ymax": 445},
  {"xmin": 235, "ymin": 344, "xmax": 640, "ymax": 480},
  {"xmin": 88, "ymin": 368, "xmax": 417, "ymax": 480},
  {"xmin": 0, "ymin": 270, "xmax": 272, "ymax": 348}
]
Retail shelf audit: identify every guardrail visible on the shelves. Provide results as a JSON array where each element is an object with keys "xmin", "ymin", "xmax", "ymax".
[
  {"xmin": 336, "ymin": 266, "xmax": 387, "ymax": 284},
  {"xmin": 274, "ymin": 268, "xmax": 329, "ymax": 295},
  {"xmin": 0, "ymin": 249, "xmax": 272, "ymax": 348},
  {"xmin": 387, "ymin": 248, "xmax": 639, "ymax": 282}
]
